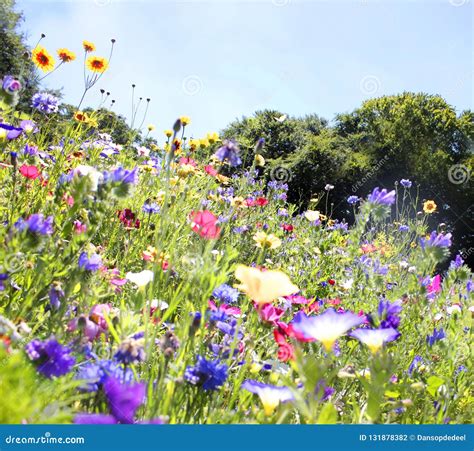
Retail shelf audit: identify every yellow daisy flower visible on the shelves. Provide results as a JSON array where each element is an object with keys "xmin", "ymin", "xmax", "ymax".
[
  {"xmin": 423, "ymin": 200, "xmax": 437, "ymax": 214},
  {"xmin": 83, "ymin": 40, "xmax": 96, "ymax": 52},
  {"xmin": 32, "ymin": 46, "xmax": 55, "ymax": 72},
  {"xmin": 180, "ymin": 116, "xmax": 191, "ymax": 126},
  {"xmin": 253, "ymin": 231, "xmax": 282, "ymax": 250},
  {"xmin": 86, "ymin": 56, "xmax": 108, "ymax": 73},
  {"xmin": 57, "ymin": 48, "xmax": 76, "ymax": 63}
]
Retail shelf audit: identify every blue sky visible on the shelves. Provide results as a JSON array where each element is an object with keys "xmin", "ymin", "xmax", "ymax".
[{"xmin": 18, "ymin": 0, "xmax": 472, "ymax": 137}]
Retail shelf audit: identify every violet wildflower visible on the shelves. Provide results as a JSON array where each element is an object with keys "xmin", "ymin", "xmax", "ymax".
[
  {"xmin": 449, "ymin": 254, "xmax": 464, "ymax": 270},
  {"xmin": 0, "ymin": 123, "xmax": 23, "ymax": 141},
  {"xmin": 0, "ymin": 273, "xmax": 8, "ymax": 291},
  {"xmin": 31, "ymin": 92, "xmax": 59, "ymax": 113},
  {"xmin": 420, "ymin": 231, "xmax": 452, "ymax": 249},
  {"xmin": 367, "ymin": 187, "xmax": 396, "ymax": 205},
  {"xmin": 2, "ymin": 75, "xmax": 22, "ymax": 94},
  {"xmin": 114, "ymin": 335, "xmax": 146, "ymax": 364},
  {"xmin": 242, "ymin": 380, "xmax": 294, "ymax": 416},
  {"xmin": 78, "ymin": 252, "xmax": 102, "ymax": 271},
  {"xmin": 184, "ymin": 355, "xmax": 228, "ymax": 391},
  {"xmin": 15, "ymin": 214, "xmax": 54, "ymax": 235},
  {"xmin": 426, "ymin": 328, "xmax": 446, "ymax": 347},
  {"xmin": 212, "ymin": 283, "xmax": 240, "ymax": 304},
  {"xmin": 347, "ymin": 195, "xmax": 359, "ymax": 205},
  {"xmin": 25, "ymin": 338, "xmax": 75, "ymax": 378},
  {"xmin": 214, "ymin": 140, "xmax": 242, "ymax": 167},
  {"xmin": 400, "ymin": 179, "xmax": 412, "ymax": 188},
  {"xmin": 377, "ymin": 299, "xmax": 402, "ymax": 329}
]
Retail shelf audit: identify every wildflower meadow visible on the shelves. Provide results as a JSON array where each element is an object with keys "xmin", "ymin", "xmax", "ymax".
[{"xmin": 0, "ymin": 14, "xmax": 473, "ymax": 430}]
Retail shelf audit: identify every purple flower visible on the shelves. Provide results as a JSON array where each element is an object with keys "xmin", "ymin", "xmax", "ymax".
[
  {"xmin": 48, "ymin": 284, "xmax": 64, "ymax": 310},
  {"xmin": 104, "ymin": 167, "xmax": 138, "ymax": 185},
  {"xmin": 212, "ymin": 284, "xmax": 239, "ymax": 304},
  {"xmin": 25, "ymin": 338, "xmax": 75, "ymax": 378},
  {"xmin": 23, "ymin": 143, "xmax": 39, "ymax": 156},
  {"xmin": 20, "ymin": 120, "xmax": 39, "ymax": 134},
  {"xmin": 426, "ymin": 328, "xmax": 446, "ymax": 347},
  {"xmin": 15, "ymin": 214, "xmax": 54, "ymax": 235},
  {"xmin": 114, "ymin": 337, "xmax": 146, "ymax": 364},
  {"xmin": 75, "ymin": 360, "xmax": 134, "ymax": 392},
  {"xmin": 142, "ymin": 202, "xmax": 160, "ymax": 214},
  {"xmin": 420, "ymin": 231, "xmax": 452, "ymax": 249},
  {"xmin": 350, "ymin": 327, "xmax": 400, "ymax": 353},
  {"xmin": 291, "ymin": 308, "xmax": 364, "ymax": 351},
  {"xmin": 242, "ymin": 380, "xmax": 294, "ymax": 415},
  {"xmin": 31, "ymin": 92, "xmax": 59, "ymax": 113},
  {"xmin": 378, "ymin": 299, "xmax": 402, "ymax": 329},
  {"xmin": 78, "ymin": 252, "xmax": 102, "ymax": 271},
  {"xmin": 399, "ymin": 225, "xmax": 409, "ymax": 232},
  {"xmin": 367, "ymin": 187, "xmax": 396, "ymax": 205},
  {"xmin": 408, "ymin": 355, "xmax": 423, "ymax": 376},
  {"xmin": 0, "ymin": 123, "xmax": 23, "ymax": 141},
  {"xmin": 347, "ymin": 195, "xmax": 359, "ymax": 205},
  {"xmin": 184, "ymin": 355, "xmax": 228, "ymax": 391},
  {"xmin": 0, "ymin": 273, "xmax": 8, "ymax": 291},
  {"xmin": 2, "ymin": 75, "xmax": 21, "ymax": 94},
  {"xmin": 449, "ymin": 254, "xmax": 464, "ymax": 269},
  {"xmin": 400, "ymin": 179, "xmax": 412, "ymax": 188},
  {"xmin": 74, "ymin": 377, "xmax": 146, "ymax": 424},
  {"xmin": 214, "ymin": 140, "xmax": 242, "ymax": 167},
  {"xmin": 104, "ymin": 377, "xmax": 146, "ymax": 423}
]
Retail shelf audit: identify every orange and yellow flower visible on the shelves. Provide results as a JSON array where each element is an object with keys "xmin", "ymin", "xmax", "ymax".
[
  {"xmin": 83, "ymin": 41, "xmax": 96, "ymax": 52},
  {"xmin": 86, "ymin": 56, "xmax": 109, "ymax": 73},
  {"xmin": 57, "ymin": 48, "xmax": 76, "ymax": 63},
  {"xmin": 423, "ymin": 200, "xmax": 437, "ymax": 214},
  {"xmin": 74, "ymin": 111, "xmax": 89, "ymax": 123},
  {"xmin": 32, "ymin": 46, "xmax": 55, "ymax": 72}
]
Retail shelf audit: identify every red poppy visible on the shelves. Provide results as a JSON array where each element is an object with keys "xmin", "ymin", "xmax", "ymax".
[
  {"xmin": 282, "ymin": 223, "xmax": 294, "ymax": 233},
  {"xmin": 328, "ymin": 278, "xmax": 336, "ymax": 286},
  {"xmin": 19, "ymin": 164, "xmax": 40, "ymax": 179},
  {"xmin": 190, "ymin": 210, "xmax": 221, "ymax": 239},
  {"xmin": 277, "ymin": 342, "xmax": 294, "ymax": 362}
]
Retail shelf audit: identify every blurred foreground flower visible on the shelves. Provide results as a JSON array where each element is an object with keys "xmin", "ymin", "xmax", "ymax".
[{"xmin": 234, "ymin": 265, "xmax": 298, "ymax": 304}]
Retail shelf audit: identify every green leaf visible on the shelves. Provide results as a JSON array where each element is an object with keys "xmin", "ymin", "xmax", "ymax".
[{"xmin": 317, "ymin": 402, "xmax": 338, "ymax": 424}]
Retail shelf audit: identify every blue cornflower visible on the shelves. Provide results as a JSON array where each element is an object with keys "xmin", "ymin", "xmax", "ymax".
[
  {"xmin": 214, "ymin": 140, "xmax": 242, "ymax": 167},
  {"xmin": 48, "ymin": 283, "xmax": 64, "ymax": 310},
  {"xmin": 114, "ymin": 337, "xmax": 146, "ymax": 364},
  {"xmin": 184, "ymin": 355, "xmax": 228, "ymax": 391},
  {"xmin": 31, "ymin": 92, "xmax": 59, "ymax": 113},
  {"xmin": 367, "ymin": 187, "xmax": 396, "ymax": 205},
  {"xmin": 142, "ymin": 202, "xmax": 160, "ymax": 214},
  {"xmin": 15, "ymin": 214, "xmax": 54, "ymax": 235},
  {"xmin": 25, "ymin": 338, "xmax": 75, "ymax": 378},
  {"xmin": 78, "ymin": 252, "xmax": 102, "ymax": 271},
  {"xmin": 455, "ymin": 365, "xmax": 467, "ymax": 375},
  {"xmin": 212, "ymin": 284, "xmax": 240, "ymax": 304},
  {"xmin": 400, "ymin": 179, "xmax": 412, "ymax": 188},
  {"xmin": 399, "ymin": 225, "xmax": 409, "ymax": 232},
  {"xmin": 426, "ymin": 328, "xmax": 446, "ymax": 347},
  {"xmin": 347, "ymin": 195, "xmax": 359, "ymax": 205}
]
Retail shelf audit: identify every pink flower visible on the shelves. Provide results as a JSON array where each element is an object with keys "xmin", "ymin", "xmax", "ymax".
[
  {"xmin": 256, "ymin": 302, "xmax": 285, "ymax": 324},
  {"xmin": 427, "ymin": 274, "xmax": 442, "ymax": 294},
  {"xmin": 190, "ymin": 210, "xmax": 221, "ymax": 239},
  {"xmin": 73, "ymin": 220, "xmax": 87, "ymax": 234},
  {"xmin": 179, "ymin": 157, "xmax": 197, "ymax": 167},
  {"xmin": 19, "ymin": 164, "xmax": 40, "ymax": 180},
  {"xmin": 204, "ymin": 165, "xmax": 218, "ymax": 177},
  {"xmin": 208, "ymin": 300, "xmax": 241, "ymax": 317}
]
